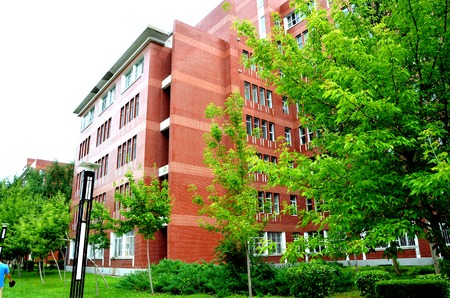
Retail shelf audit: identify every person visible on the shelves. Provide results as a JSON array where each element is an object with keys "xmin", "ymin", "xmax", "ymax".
[{"xmin": 0, "ymin": 261, "xmax": 12, "ymax": 298}]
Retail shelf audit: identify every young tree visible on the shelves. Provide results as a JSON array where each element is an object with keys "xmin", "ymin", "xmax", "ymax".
[
  {"xmin": 114, "ymin": 171, "xmax": 172, "ymax": 294},
  {"xmin": 18, "ymin": 193, "xmax": 70, "ymax": 283},
  {"xmin": 236, "ymin": 0, "xmax": 450, "ymax": 267},
  {"xmin": 191, "ymin": 92, "xmax": 266, "ymax": 298},
  {"xmin": 89, "ymin": 201, "xmax": 117, "ymax": 294}
]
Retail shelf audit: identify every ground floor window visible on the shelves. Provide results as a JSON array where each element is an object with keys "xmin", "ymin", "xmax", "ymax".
[
  {"xmin": 111, "ymin": 231, "xmax": 135, "ymax": 258},
  {"xmin": 254, "ymin": 232, "xmax": 285, "ymax": 256}
]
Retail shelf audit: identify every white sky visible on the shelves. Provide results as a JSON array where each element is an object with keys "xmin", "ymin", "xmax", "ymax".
[{"xmin": 0, "ymin": 0, "xmax": 223, "ymax": 180}]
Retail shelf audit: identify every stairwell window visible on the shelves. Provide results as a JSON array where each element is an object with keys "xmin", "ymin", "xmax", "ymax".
[{"xmin": 122, "ymin": 58, "xmax": 144, "ymax": 91}]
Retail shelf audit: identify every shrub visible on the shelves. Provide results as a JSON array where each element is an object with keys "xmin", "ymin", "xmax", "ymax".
[
  {"xmin": 355, "ymin": 270, "xmax": 390, "ymax": 298},
  {"xmin": 376, "ymin": 279, "xmax": 449, "ymax": 298},
  {"xmin": 287, "ymin": 263, "xmax": 338, "ymax": 298}
]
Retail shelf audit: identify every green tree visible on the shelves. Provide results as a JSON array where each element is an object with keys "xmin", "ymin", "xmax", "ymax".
[
  {"xmin": 114, "ymin": 171, "xmax": 172, "ymax": 294},
  {"xmin": 191, "ymin": 92, "xmax": 266, "ymax": 298},
  {"xmin": 43, "ymin": 161, "xmax": 74, "ymax": 204},
  {"xmin": 236, "ymin": 0, "xmax": 450, "ymax": 267},
  {"xmin": 18, "ymin": 193, "xmax": 70, "ymax": 283}
]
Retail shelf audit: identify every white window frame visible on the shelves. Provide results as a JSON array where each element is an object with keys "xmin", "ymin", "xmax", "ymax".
[
  {"xmin": 100, "ymin": 85, "xmax": 116, "ymax": 113},
  {"xmin": 254, "ymin": 232, "xmax": 286, "ymax": 256},
  {"xmin": 290, "ymin": 195, "xmax": 298, "ymax": 215},
  {"xmin": 266, "ymin": 90, "xmax": 273, "ymax": 108},
  {"xmin": 111, "ymin": 231, "xmax": 135, "ymax": 258},
  {"xmin": 273, "ymin": 193, "xmax": 280, "ymax": 214},
  {"xmin": 285, "ymin": 127, "xmax": 292, "ymax": 146},
  {"xmin": 81, "ymin": 107, "xmax": 95, "ymax": 131},
  {"xmin": 269, "ymin": 122, "xmax": 275, "ymax": 141},
  {"xmin": 122, "ymin": 58, "xmax": 144, "ymax": 91},
  {"xmin": 282, "ymin": 97, "xmax": 290, "ymax": 114},
  {"xmin": 299, "ymin": 127, "xmax": 307, "ymax": 145}
]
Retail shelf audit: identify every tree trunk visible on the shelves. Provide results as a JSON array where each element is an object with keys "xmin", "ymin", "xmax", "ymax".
[
  {"xmin": 38, "ymin": 259, "xmax": 44, "ymax": 284},
  {"xmin": 430, "ymin": 242, "xmax": 441, "ymax": 274},
  {"xmin": 88, "ymin": 256, "xmax": 108, "ymax": 288},
  {"xmin": 246, "ymin": 246, "xmax": 253, "ymax": 298},
  {"xmin": 51, "ymin": 251, "xmax": 62, "ymax": 280},
  {"xmin": 392, "ymin": 257, "xmax": 401, "ymax": 276},
  {"xmin": 147, "ymin": 239, "xmax": 154, "ymax": 294}
]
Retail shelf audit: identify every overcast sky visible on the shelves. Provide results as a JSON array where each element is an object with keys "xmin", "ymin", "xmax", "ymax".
[{"xmin": 0, "ymin": 0, "xmax": 223, "ymax": 180}]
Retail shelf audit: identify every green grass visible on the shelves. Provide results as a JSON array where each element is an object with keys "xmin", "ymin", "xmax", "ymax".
[
  {"xmin": 3, "ymin": 269, "xmax": 162, "ymax": 298},
  {"xmin": 3, "ymin": 268, "xmax": 364, "ymax": 298}
]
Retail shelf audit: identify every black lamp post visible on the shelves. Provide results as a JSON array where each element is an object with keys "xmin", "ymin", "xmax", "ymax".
[{"xmin": 70, "ymin": 162, "xmax": 99, "ymax": 298}]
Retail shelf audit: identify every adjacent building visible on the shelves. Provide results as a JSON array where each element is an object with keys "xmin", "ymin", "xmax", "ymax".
[{"xmin": 69, "ymin": 0, "xmax": 438, "ymax": 275}]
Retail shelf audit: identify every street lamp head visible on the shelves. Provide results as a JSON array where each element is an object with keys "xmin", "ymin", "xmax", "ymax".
[{"xmin": 79, "ymin": 161, "xmax": 101, "ymax": 171}]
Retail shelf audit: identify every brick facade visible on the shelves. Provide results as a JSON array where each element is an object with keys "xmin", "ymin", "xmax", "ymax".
[{"xmin": 70, "ymin": 0, "xmax": 437, "ymax": 275}]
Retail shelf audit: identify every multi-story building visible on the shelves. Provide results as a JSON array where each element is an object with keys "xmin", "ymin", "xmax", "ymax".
[{"xmin": 70, "ymin": 0, "xmax": 438, "ymax": 275}]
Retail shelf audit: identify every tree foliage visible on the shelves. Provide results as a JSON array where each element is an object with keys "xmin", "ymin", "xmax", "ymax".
[
  {"xmin": 114, "ymin": 170, "xmax": 172, "ymax": 294},
  {"xmin": 191, "ymin": 92, "xmax": 267, "ymax": 298},
  {"xmin": 235, "ymin": 0, "xmax": 450, "ymax": 262}
]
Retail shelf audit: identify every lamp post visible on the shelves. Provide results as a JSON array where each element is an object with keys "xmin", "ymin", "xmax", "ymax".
[
  {"xmin": 0, "ymin": 224, "xmax": 7, "ymax": 259},
  {"xmin": 70, "ymin": 162, "xmax": 99, "ymax": 298}
]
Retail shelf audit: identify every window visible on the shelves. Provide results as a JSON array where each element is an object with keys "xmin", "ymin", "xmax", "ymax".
[
  {"xmin": 97, "ymin": 118, "xmax": 112, "ymax": 146},
  {"xmin": 307, "ymin": 127, "xmax": 314, "ymax": 143},
  {"xmin": 285, "ymin": 127, "xmax": 292, "ymax": 145},
  {"xmin": 81, "ymin": 107, "xmax": 95, "ymax": 131},
  {"xmin": 78, "ymin": 137, "xmax": 90, "ymax": 160},
  {"xmin": 285, "ymin": 11, "xmax": 302, "ymax": 29},
  {"xmin": 261, "ymin": 120, "xmax": 268, "ymax": 139},
  {"xmin": 246, "ymin": 115, "xmax": 253, "ymax": 135},
  {"xmin": 253, "ymin": 117, "xmax": 260, "ymax": 135},
  {"xmin": 290, "ymin": 195, "xmax": 298, "ymax": 215},
  {"xmin": 252, "ymin": 84, "xmax": 258, "ymax": 103},
  {"xmin": 299, "ymin": 127, "xmax": 307, "ymax": 145},
  {"xmin": 269, "ymin": 122, "xmax": 275, "ymax": 141},
  {"xmin": 258, "ymin": 191, "xmax": 265, "ymax": 213},
  {"xmin": 111, "ymin": 231, "xmax": 135, "ymax": 258},
  {"xmin": 273, "ymin": 194, "xmax": 280, "ymax": 214},
  {"xmin": 305, "ymin": 230, "xmax": 326, "ymax": 253},
  {"xmin": 244, "ymin": 82, "xmax": 251, "ymax": 100},
  {"xmin": 120, "ymin": 94, "xmax": 139, "ymax": 128},
  {"xmin": 271, "ymin": 156, "xmax": 277, "ymax": 164},
  {"xmin": 397, "ymin": 234, "xmax": 416, "ymax": 248},
  {"xmin": 267, "ymin": 90, "xmax": 273, "ymax": 108},
  {"xmin": 282, "ymin": 96, "xmax": 289, "ymax": 114},
  {"xmin": 95, "ymin": 154, "xmax": 109, "ymax": 179},
  {"xmin": 296, "ymin": 30, "xmax": 308, "ymax": 49},
  {"xmin": 87, "ymin": 244, "xmax": 104, "ymax": 259},
  {"xmin": 122, "ymin": 58, "xmax": 144, "ymax": 90},
  {"xmin": 265, "ymin": 192, "xmax": 272, "ymax": 214},
  {"xmin": 100, "ymin": 86, "xmax": 116, "ymax": 113},
  {"xmin": 306, "ymin": 198, "xmax": 313, "ymax": 211},
  {"xmin": 259, "ymin": 87, "xmax": 266, "ymax": 106},
  {"xmin": 259, "ymin": 15, "xmax": 266, "ymax": 38},
  {"xmin": 254, "ymin": 232, "xmax": 285, "ymax": 255},
  {"xmin": 117, "ymin": 135, "xmax": 137, "ymax": 168}
]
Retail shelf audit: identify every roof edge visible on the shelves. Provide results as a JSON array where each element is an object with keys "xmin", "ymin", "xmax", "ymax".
[{"xmin": 73, "ymin": 25, "xmax": 171, "ymax": 115}]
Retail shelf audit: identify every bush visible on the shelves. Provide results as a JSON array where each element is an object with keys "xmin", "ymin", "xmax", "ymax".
[
  {"xmin": 376, "ymin": 279, "xmax": 449, "ymax": 298},
  {"xmin": 287, "ymin": 263, "xmax": 338, "ymax": 298},
  {"xmin": 355, "ymin": 270, "xmax": 390, "ymax": 298}
]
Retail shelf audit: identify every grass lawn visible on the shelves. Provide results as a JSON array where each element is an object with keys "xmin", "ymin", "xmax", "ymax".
[
  {"xmin": 3, "ymin": 269, "xmax": 161, "ymax": 298},
  {"xmin": 2, "ymin": 268, "xmax": 364, "ymax": 298}
]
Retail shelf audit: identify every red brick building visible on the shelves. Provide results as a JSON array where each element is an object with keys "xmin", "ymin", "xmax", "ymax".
[{"xmin": 70, "ymin": 0, "xmax": 437, "ymax": 275}]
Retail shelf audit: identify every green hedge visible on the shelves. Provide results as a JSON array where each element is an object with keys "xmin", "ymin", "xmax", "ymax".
[
  {"xmin": 376, "ymin": 279, "xmax": 449, "ymax": 298},
  {"xmin": 355, "ymin": 270, "xmax": 391, "ymax": 298}
]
